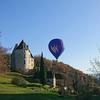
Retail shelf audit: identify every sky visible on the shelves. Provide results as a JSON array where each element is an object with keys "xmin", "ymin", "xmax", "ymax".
[{"xmin": 0, "ymin": 0, "xmax": 100, "ymax": 74}]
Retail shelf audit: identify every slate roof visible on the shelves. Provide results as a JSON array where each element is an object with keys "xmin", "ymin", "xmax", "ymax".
[{"xmin": 16, "ymin": 40, "xmax": 29, "ymax": 50}]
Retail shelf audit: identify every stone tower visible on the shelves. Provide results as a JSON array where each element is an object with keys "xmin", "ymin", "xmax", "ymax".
[{"xmin": 11, "ymin": 40, "xmax": 34, "ymax": 73}]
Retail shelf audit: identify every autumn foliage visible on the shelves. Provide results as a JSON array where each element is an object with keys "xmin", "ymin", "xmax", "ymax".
[{"xmin": 0, "ymin": 44, "xmax": 8, "ymax": 73}]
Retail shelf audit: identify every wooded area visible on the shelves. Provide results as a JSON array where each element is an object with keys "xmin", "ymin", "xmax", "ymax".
[{"xmin": 0, "ymin": 44, "xmax": 8, "ymax": 73}]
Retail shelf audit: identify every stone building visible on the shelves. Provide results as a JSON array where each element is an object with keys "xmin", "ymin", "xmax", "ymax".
[{"xmin": 11, "ymin": 40, "xmax": 34, "ymax": 73}]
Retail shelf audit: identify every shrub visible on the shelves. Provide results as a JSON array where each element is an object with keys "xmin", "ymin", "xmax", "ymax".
[
  {"xmin": 76, "ymin": 94, "xmax": 92, "ymax": 100},
  {"xmin": 91, "ymin": 86, "xmax": 100, "ymax": 95},
  {"xmin": 76, "ymin": 85, "xmax": 92, "ymax": 100},
  {"xmin": 11, "ymin": 76, "xmax": 27, "ymax": 87}
]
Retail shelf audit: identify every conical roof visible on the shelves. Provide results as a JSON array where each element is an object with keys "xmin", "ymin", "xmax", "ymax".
[{"xmin": 16, "ymin": 40, "xmax": 28, "ymax": 50}]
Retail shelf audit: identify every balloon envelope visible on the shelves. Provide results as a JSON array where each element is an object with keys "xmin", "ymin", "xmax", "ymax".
[{"xmin": 48, "ymin": 39, "xmax": 64, "ymax": 59}]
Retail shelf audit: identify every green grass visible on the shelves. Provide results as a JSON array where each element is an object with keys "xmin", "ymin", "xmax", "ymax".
[
  {"xmin": 0, "ymin": 84, "xmax": 33, "ymax": 94},
  {"xmin": 0, "ymin": 72, "xmax": 57, "ymax": 94},
  {"xmin": 0, "ymin": 73, "xmax": 33, "ymax": 94},
  {"xmin": 0, "ymin": 74, "xmax": 12, "ymax": 83},
  {"xmin": 0, "ymin": 72, "xmax": 75, "ymax": 100},
  {"xmin": 0, "ymin": 72, "xmax": 100, "ymax": 100},
  {"xmin": 0, "ymin": 93, "xmax": 75, "ymax": 100},
  {"xmin": 0, "ymin": 72, "xmax": 42, "ymax": 93}
]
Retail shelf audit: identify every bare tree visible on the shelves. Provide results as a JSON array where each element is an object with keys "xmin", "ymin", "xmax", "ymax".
[{"xmin": 90, "ymin": 50, "xmax": 100, "ymax": 80}]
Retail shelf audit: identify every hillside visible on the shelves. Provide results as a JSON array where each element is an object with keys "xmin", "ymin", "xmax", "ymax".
[
  {"xmin": 0, "ymin": 72, "xmax": 100, "ymax": 100},
  {"xmin": 34, "ymin": 55, "xmax": 86, "ymax": 74},
  {"xmin": 34, "ymin": 56, "xmax": 97, "ymax": 87},
  {"xmin": 7, "ymin": 55, "xmax": 99, "ymax": 89},
  {"xmin": 0, "ymin": 72, "xmax": 75, "ymax": 100}
]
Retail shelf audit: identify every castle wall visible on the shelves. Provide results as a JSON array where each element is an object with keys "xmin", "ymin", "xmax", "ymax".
[
  {"xmin": 11, "ymin": 40, "xmax": 34, "ymax": 73},
  {"xmin": 14, "ymin": 49, "xmax": 25, "ymax": 72},
  {"xmin": 24, "ymin": 50, "xmax": 34, "ymax": 70}
]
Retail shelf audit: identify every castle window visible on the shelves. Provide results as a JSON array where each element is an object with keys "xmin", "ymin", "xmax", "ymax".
[{"xmin": 24, "ymin": 60, "xmax": 26, "ymax": 64}]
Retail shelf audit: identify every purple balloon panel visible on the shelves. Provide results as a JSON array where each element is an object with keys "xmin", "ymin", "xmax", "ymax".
[{"xmin": 48, "ymin": 39, "xmax": 64, "ymax": 59}]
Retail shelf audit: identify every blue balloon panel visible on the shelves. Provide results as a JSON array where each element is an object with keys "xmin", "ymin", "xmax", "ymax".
[{"xmin": 48, "ymin": 39, "xmax": 64, "ymax": 59}]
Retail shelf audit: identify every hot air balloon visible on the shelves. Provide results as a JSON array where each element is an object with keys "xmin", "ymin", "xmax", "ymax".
[{"xmin": 48, "ymin": 38, "xmax": 64, "ymax": 60}]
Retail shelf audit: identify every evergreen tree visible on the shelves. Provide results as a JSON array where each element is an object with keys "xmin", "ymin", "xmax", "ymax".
[{"xmin": 40, "ymin": 52, "xmax": 47, "ymax": 85}]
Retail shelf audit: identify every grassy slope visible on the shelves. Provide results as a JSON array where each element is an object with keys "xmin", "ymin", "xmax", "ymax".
[
  {"xmin": 0, "ymin": 72, "xmax": 75, "ymax": 100},
  {"xmin": 0, "ymin": 72, "xmax": 100, "ymax": 100},
  {"xmin": 0, "ymin": 72, "xmax": 33, "ymax": 94},
  {"xmin": 0, "ymin": 94, "xmax": 75, "ymax": 100}
]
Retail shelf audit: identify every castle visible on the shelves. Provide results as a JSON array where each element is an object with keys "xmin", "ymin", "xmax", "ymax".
[
  {"xmin": 11, "ymin": 40, "xmax": 64, "ymax": 87},
  {"xmin": 11, "ymin": 40, "xmax": 34, "ymax": 73},
  {"xmin": 11, "ymin": 40, "xmax": 87, "ymax": 89}
]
